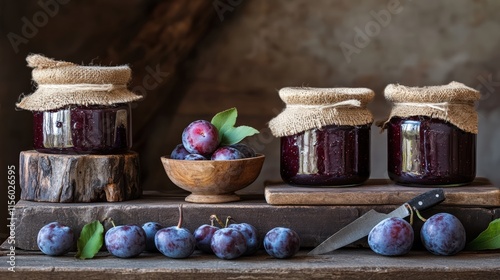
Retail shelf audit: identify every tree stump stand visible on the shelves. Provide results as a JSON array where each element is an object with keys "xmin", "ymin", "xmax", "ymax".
[{"xmin": 19, "ymin": 150, "xmax": 141, "ymax": 202}]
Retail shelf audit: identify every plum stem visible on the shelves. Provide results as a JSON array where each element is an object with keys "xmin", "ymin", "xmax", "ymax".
[
  {"xmin": 210, "ymin": 214, "xmax": 224, "ymax": 228},
  {"xmin": 405, "ymin": 203, "xmax": 414, "ymax": 225},
  {"xmin": 225, "ymin": 216, "xmax": 233, "ymax": 228},
  {"xmin": 413, "ymin": 206, "xmax": 427, "ymax": 222},
  {"xmin": 177, "ymin": 204, "xmax": 183, "ymax": 228},
  {"xmin": 103, "ymin": 217, "xmax": 116, "ymax": 227}
]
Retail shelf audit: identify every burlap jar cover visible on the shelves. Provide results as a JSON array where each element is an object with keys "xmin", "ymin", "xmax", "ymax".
[
  {"xmin": 269, "ymin": 87, "xmax": 375, "ymax": 137},
  {"xmin": 16, "ymin": 54, "xmax": 142, "ymax": 111},
  {"xmin": 381, "ymin": 81, "xmax": 480, "ymax": 134}
]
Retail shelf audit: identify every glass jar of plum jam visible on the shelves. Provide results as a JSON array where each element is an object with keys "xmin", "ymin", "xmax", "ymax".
[
  {"xmin": 280, "ymin": 124, "xmax": 371, "ymax": 186},
  {"xmin": 33, "ymin": 104, "xmax": 131, "ymax": 154},
  {"xmin": 383, "ymin": 82, "xmax": 480, "ymax": 186},
  {"xmin": 269, "ymin": 87, "xmax": 375, "ymax": 187},
  {"xmin": 16, "ymin": 54, "xmax": 142, "ymax": 155},
  {"xmin": 387, "ymin": 116, "xmax": 475, "ymax": 186}
]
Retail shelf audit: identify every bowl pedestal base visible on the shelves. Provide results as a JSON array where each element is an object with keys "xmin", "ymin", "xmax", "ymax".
[{"xmin": 185, "ymin": 193, "xmax": 240, "ymax": 203}]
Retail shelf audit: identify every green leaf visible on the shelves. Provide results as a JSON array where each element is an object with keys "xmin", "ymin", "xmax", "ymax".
[
  {"xmin": 221, "ymin": 125, "xmax": 259, "ymax": 146},
  {"xmin": 211, "ymin": 107, "xmax": 237, "ymax": 138},
  {"xmin": 466, "ymin": 218, "xmax": 500, "ymax": 250},
  {"xmin": 211, "ymin": 108, "xmax": 259, "ymax": 145},
  {"xmin": 76, "ymin": 220, "xmax": 104, "ymax": 259}
]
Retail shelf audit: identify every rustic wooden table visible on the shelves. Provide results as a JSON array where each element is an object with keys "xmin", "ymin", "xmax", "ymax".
[
  {"xmin": 4, "ymin": 181, "xmax": 500, "ymax": 279},
  {"xmin": 1, "ymin": 248, "xmax": 499, "ymax": 279}
]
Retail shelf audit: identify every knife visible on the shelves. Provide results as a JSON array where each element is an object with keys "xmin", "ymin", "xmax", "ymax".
[{"xmin": 308, "ymin": 188, "xmax": 445, "ymax": 255}]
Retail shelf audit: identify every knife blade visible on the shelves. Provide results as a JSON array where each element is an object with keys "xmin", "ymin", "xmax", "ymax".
[{"xmin": 308, "ymin": 188, "xmax": 445, "ymax": 255}]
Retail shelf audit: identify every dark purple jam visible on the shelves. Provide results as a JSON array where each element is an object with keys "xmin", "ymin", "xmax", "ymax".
[
  {"xmin": 33, "ymin": 104, "xmax": 131, "ymax": 154},
  {"xmin": 280, "ymin": 124, "xmax": 370, "ymax": 186},
  {"xmin": 387, "ymin": 116, "xmax": 476, "ymax": 186}
]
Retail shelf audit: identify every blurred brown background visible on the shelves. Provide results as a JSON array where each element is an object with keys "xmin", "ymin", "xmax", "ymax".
[{"xmin": 1, "ymin": 0, "xmax": 499, "ymax": 239}]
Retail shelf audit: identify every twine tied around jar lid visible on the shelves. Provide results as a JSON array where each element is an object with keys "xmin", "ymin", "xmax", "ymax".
[
  {"xmin": 16, "ymin": 54, "xmax": 143, "ymax": 111},
  {"xmin": 380, "ymin": 81, "xmax": 481, "ymax": 134},
  {"xmin": 268, "ymin": 87, "xmax": 375, "ymax": 137}
]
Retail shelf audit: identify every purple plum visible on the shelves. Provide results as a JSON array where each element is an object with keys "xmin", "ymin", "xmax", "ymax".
[
  {"xmin": 142, "ymin": 222, "xmax": 163, "ymax": 252},
  {"xmin": 105, "ymin": 224, "xmax": 146, "ymax": 258},
  {"xmin": 37, "ymin": 222, "xmax": 74, "ymax": 256},
  {"xmin": 155, "ymin": 205, "xmax": 195, "ymax": 259},
  {"xmin": 194, "ymin": 224, "xmax": 219, "ymax": 254},
  {"xmin": 211, "ymin": 228, "xmax": 247, "ymax": 260},
  {"xmin": 211, "ymin": 146, "xmax": 244, "ymax": 160},
  {"xmin": 184, "ymin": 154, "xmax": 207, "ymax": 160},
  {"xmin": 368, "ymin": 217, "xmax": 414, "ymax": 256},
  {"xmin": 263, "ymin": 227, "xmax": 300, "ymax": 259},
  {"xmin": 170, "ymin": 144, "xmax": 190, "ymax": 159},
  {"xmin": 182, "ymin": 120, "xmax": 220, "ymax": 156},
  {"xmin": 228, "ymin": 223, "xmax": 260, "ymax": 256},
  {"xmin": 230, "ymin": 143, "xmax": 256, "ymax": 158},
  {"xmin": 421, "ymin": 213, "xmax": 466, "ymax": 256},
  {"xmin": 155, "ymin": 227, "xmax": 195, "ymax": 259}
]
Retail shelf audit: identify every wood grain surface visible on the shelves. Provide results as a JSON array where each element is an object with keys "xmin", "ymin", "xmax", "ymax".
[
  {"xmin": 160, "ymin": 154, "xmax": 265, "ymax": 203},
  {"xmin": 19, "ymin": 150, "xmax": 141, "ymax": 202},
  {"xmin": 8, "ymin": 195, "xmax": 500, "ymax": 251},
  {"xmin": 265, "ymin": 178, "xmax": 500, "ymax": 206}
]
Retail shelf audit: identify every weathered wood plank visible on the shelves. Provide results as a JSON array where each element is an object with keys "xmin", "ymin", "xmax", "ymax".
[
  {"xmin": 1, "ymin": 250, "xmax": 499, "ymax": 280},
  {"xmin": 265, "ymin": 178, "xmax": 500, "ymax": 207},
  {"xmin": 9, "ymin": 195, "xmax": 497, "ymax": 251},
  {"xmin": 19, "ymin": 150, "xmax": 141, "ymax": 203}
]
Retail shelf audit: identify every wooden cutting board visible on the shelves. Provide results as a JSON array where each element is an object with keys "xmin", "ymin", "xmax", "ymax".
[{"xmin": 264, "ymin": 178, "xmax": 500, "ymax": 206}]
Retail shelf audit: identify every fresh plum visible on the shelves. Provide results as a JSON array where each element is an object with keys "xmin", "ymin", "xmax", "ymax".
[
  {"xmin": 142, "ymin": 222, "xmax": 163, "ymax": 252},
  {"xmin": 211, "ymin": 146, "xmax": 244, "ymax": 160},
  {"xmin": 182, "ymin": 120, "xmax": 219, "ymax": 156},
  {"xmin": 170, "ymin": 144, "xmax": 190, "ymax": 159},
  {"xmin": 420, "ymin": 213, "xmax": 466, "ymax": 256},
  {"xmin": 155, "ymin": 227, "xmax": 195, "ymax": 259},
  {"xmin": 228, "ymin": 223, "xmax": 260, "ymax": 256},
  {"xmin": 194, "ymin": 224, "xmax": 219, "ymax": 254},
  {"xmin": 263, "ymin": 227, "xmax": 300, "ymax": 259},
  {"xmin": 105, "ymin": 224, "xmax": 146, "ymax": 258},
  {"xmin": 211, "ymin": 228, "xmax": 247, "ymax": 260},
  {"xmin": 230, "ymin": 143, "xmax": 256, "ymax": 158},
  {"xmin": 368, "ymin": 217, "xmax": 414, "ymax": 256},
  {"xmin": 37, "ymin": 222, "xmax": 74, "ymax": 256},
  {"xmin": 184, "ymin": 154, "xmax": 207, "ymax": 160},
  {"xmin": 155, "ymin": 205, "xmax": 195, "ymax": 259}
]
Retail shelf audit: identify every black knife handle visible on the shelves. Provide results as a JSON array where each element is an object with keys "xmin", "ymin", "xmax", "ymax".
[{"xmin": 406, "ymin": 188, "xmax": 445, "ymax": 211}]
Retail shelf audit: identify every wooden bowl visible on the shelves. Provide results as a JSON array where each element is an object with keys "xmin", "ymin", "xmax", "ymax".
[{"xmin": 160, "ymin": 154, "xmax": 265, "ymax": 203}]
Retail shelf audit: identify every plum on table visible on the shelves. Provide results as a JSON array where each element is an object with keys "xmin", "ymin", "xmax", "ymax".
[
  {"xmin": 210, "ymin": 227, "xmax": 247, "ymax": 260},
  {"xmin": 155, "ymin": 205, "xmax": 195, "ymax": 259},
  {"xmin": 194, "ymin": 216, "xmax": 220, "ymax": 254},
  {"xmin": 105, "ymin": 224, "xmax": 146, "ymax": 258},
  {"xmin": 228, "ymin": 222, "xmax": 260, "ymax": 256},
  {"xmin": 421, "ymin": 213, "xmax": 466, "ymax": 256},
  {"xmin": 37, "ymin": 222, "xmax": 74, "ymax": 256},
  {"xmin": 263, "ymin": 227, "xmax": 300, "ymax": 259},
  {"xmin": 368, "ymin": 217, "xmax": 414, "ymax": 256},
  {"xmin": 142, "ymin": 222, "xmax": 163, "ymax": 252}
]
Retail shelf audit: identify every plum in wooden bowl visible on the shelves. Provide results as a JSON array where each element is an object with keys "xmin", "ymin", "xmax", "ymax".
[{"xmin": 161, "ymin": 154, "xmax": 265, "ymax": 203}]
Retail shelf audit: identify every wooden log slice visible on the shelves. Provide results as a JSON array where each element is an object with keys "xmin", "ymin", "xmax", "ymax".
[{"xmin": 19, "ymin": 150, "xmax": 141, "ymax": 202}]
